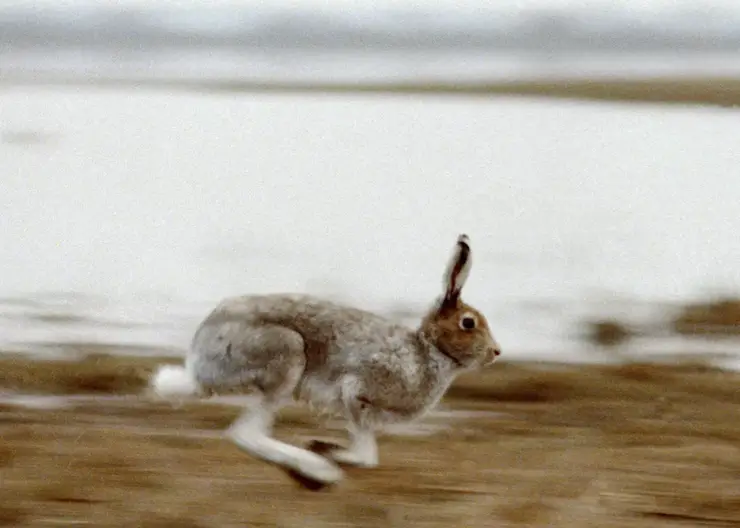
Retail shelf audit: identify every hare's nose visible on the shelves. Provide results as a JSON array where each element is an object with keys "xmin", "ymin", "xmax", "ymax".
[{"xmin": 483, "ymin": 346, "xmax": 500, "ymax": 366}]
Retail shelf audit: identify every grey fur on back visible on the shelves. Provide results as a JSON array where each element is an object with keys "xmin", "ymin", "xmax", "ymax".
[{"xmin": 189, "ymin": 293, "xmax": 457, "ymax": 426}]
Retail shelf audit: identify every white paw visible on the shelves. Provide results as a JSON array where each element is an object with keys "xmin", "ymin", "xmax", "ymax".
[
  {"xmin": 297, "ymin": 454, "xmax": 344, "ymax": 483},
  {"xmin": 330, "ymin": 449, "xmax": 378, "ymax": 468},
  {"xmin": 227, "ymin": 427, "xmax": 344, "ymax": 485}
]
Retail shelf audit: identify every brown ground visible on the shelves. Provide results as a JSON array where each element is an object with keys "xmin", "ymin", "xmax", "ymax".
[
  {"xmin": 674, "ymin": 299, "xmax": 740, "ymax": 337},
  {"xmin": 2, "ymin": 353, "xmax": 740, "ymax": 527}
]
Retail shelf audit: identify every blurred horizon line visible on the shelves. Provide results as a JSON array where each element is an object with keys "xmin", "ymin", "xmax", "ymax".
[{"xmin": 2, "ymin": 4, "xmax": 740, "ymax": 53}]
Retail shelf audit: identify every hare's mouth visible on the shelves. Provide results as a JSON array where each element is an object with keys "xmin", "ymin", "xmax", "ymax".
[{"xmin": 482, "ymin": 347, "xmax": 500, "ymax": 367}]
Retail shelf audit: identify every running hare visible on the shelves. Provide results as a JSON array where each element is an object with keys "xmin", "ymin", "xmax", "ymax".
[{"xmin": 151, "ymin": 234, "xmax": 500, "ymax": 489}]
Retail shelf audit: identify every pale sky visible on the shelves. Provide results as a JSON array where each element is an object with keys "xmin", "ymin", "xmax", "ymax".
[{"xmin": 2, "ymin": 0, "xmax": 738, "ymax": 12}]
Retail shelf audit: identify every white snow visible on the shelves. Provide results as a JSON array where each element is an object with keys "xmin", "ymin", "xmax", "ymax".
[{"xmin": 1, "ymin": 86, "xmax": 738, "ymax": 363}]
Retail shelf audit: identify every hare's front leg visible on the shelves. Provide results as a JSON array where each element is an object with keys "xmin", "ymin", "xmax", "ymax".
[
  {"xmin": 307, "ymin": 424, "xmax": 378, "ymax": 468},
  {"xmin": 306, "ymin": 383, "xmax": 379, "ymax": 468}
]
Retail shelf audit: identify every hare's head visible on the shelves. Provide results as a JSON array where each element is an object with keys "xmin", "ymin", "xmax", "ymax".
[{"xmin": 419, "ymin": 234, "xmax": 501, "ymax": 369}]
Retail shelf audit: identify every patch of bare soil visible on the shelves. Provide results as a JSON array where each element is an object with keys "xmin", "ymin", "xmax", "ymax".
[
  {"xmin": 2, "ymin": 354, "xmax": 740, "ymax": 527},
  {"xmin": 673, "ymin": 298, "xmax": 740, "ymax": 337}
]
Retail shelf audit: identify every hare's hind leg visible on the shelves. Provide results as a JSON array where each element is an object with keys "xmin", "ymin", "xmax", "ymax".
[{"xmin": 210, "ymin": 324, "xmax": 343, "ymax": 489}]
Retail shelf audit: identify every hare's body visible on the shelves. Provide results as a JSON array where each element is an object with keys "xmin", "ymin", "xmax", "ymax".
[
  {"xmin": 151, "ymin": 235, "xmax": 500, "ymax": 490},
  {"xmin": 191, "ymin": 294, "xmax": 458, "ymax": 425}
]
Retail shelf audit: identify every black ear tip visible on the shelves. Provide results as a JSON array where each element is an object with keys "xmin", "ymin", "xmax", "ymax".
[{"xmin": 457, "ymin": 234, "xmax": 470, "ymax": 249}]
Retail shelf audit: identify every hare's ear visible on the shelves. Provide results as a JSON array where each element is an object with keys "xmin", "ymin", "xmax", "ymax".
[{"xmin": 441, "ymin": 234, "xmax": 471, "ymax": 308}]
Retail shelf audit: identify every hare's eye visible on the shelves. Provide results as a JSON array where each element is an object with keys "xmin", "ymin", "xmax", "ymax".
[{"xmin": 460, "ymin": 316, "xmax": 476, "ymax": 330}]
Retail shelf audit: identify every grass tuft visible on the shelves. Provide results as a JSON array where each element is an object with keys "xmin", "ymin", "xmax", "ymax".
[{"xmin": 673, "ymin": 297, "xmax": 740, "ymax": 336}]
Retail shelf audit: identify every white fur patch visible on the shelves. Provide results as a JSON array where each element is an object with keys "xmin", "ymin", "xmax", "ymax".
[
  {"xmin": 298, "ymin": 376, "xmax": 344, "ymax": 416},
  {"xmin": 228, "ymin": 405, "xmax": 343, "ymax": 484},
  {"xmin": 331, "ymin": 428, "xmax": 378, "ymax": 467},
  {"xmin": 151, "ymin": 365, "xmax": 198, "ymax": 398}
]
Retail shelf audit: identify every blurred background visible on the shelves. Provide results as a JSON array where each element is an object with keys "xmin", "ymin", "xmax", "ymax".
[
  {"xmin": 1, "ymin": 0, "xmax": 739, "ymax": 365},
  {"xmin": 3, "ymin": 3, "xmax": 740, "ymax": 526}
]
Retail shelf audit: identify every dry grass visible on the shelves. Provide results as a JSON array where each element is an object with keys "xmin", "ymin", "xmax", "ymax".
[
  {"xmin": 673, "ymin": 298, "xmax": 740, "ymax": 337},
  {"xmin": 6, "ymin": 75, "xmax": 740, "ymax": 107},
  {"xmin": 190, "ymin": 76, "xmax": 740, "ymax": 107},
  {"xmin": 0, "ymin": 353, "xmax": 175, "ymax": 395},
  {"xmin": 585, "ymin": 319, "xmax": 633, "ymax": 347},
  {"xmin": 3, "ymin": 354, "xmax": 740, "ymax": 526},
  {"xmin": 455, "ymin": 77, "xmax": 740, "ymax": 107},
  {"xmin": 580, "ymin": 297, "xmax": 740, "ymax": 345}
]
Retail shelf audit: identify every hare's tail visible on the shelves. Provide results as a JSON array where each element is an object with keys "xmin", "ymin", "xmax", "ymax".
[{"xmin": 151, "ymin": 364, "xmax": 199, "ymax": 398}]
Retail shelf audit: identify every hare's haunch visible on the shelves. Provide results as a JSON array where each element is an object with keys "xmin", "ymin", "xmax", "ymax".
[{"xmin": 151, "ymin": 234, "xmax": 501, "ymax": 490}]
